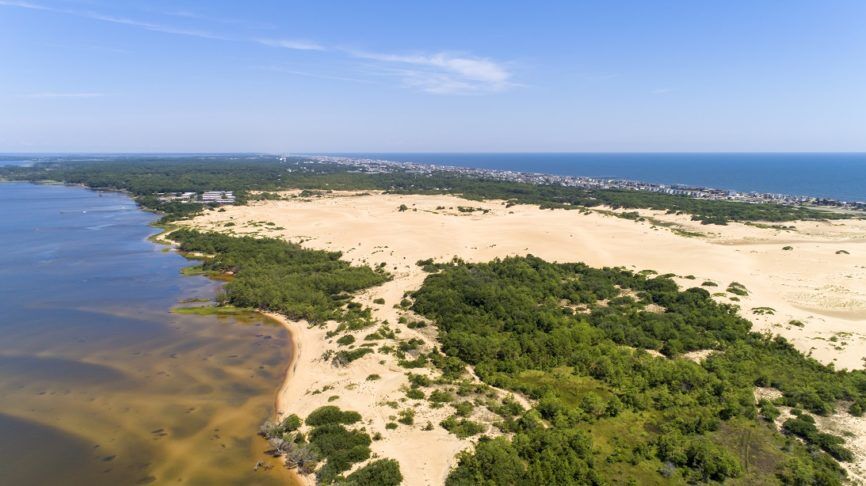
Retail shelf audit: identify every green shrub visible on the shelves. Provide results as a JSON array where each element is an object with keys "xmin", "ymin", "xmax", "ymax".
[
  {"xmin": 343, "ymin": 459, "xmax": 403, "ymax": 486},
  {"xmin": 429, "ymin": 390, "xmax": 455, "ymax": 403},
  {"xmin": 440, "ymin": 415, "xmax": 486, "ymax": 438},
  {"xmin": 783, "ymin": 415, "xmax": 854, "ymax": 462},
  {"xmin": 333, "ymin": 348, "xmax": 373, "ymax": 365},
  {"xmin": 305, "ymin": 406, "xmax": 362, "ymax": 426},
  {"xmin": 407, "ymin": 373, "xmax": 431, "ymax": 388},
  {"xmin": 398, "ymin": 409, "xmax": 415, "ymax": 425},
  {"xmin": 454, "ymin": 401, "xmax": 475, "ymax": 417},
  {"xmin": 726, "ymin": 282, "xmax": 749, "ymax": 296},
  {"xmin": 399, "ymin": 354, "xmax": 428, "ymax": 368}
]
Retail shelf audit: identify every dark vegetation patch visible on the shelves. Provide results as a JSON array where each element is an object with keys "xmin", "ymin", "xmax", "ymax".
[
  {"xmin": 343, "ymin": 459, "xmax": 402, "ymax": 485},
  {"xmin": 440, "ymin": 415, "xmax": 486, "ymax": 438},
  {"xmin": 305, "ymin": 406, "xmax": 362, "ymax": 427},
  {"xmin": 409, "ymin": 256, "xmax": 864, "ymax": 484},
  {"xmin": 260, "ymin": 406, "xmax": 401, "ymax": 484},
  {"xmin": 166, "ymin": 229, "xmax": 389, "ymax": 324}
]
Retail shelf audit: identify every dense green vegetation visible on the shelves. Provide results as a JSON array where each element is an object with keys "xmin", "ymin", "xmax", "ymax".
[
  {"xmin": 343, "ymin": 459, "xmax": 403, "ymax": 485},
  {"xmin": 7, "ymin": 157, "xmax": 863, "ymax": 483},
  {"xmin": 0, "ymin": 156, "xmax": 302, "ymax": 193},
  {"xmin": 1, "ymin": 156, "xmax": 852, "ymax": 224},
  {"xmin": 167, "ymin": 229, "xmax": 389, "ymax": 323},
  {"xmin": 305, "ymin": 406, "xmax": 362, "ymax": 427},
  {"xmin": 409, "ymin": 256, "xmax": 865, "ymax": 484},
  {"xmin": 260, "ymin": 406, "xmax": 402, "ymax": 484}
]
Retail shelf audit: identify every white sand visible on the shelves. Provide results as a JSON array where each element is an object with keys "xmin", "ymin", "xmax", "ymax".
[{"xmin": 185, "ymin": 191, "xmax": 866, "ymax": 484}]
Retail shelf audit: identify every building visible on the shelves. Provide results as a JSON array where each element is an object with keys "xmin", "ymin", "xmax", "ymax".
[{"xmin": 201, "ymin": 191, "xmax": 236, "ymax": 204}]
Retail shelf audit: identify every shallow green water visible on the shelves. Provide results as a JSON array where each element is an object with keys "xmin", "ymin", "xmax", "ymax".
[{"xmin": 0, "ymin": 183, "xmax": 293, "ymax": 485}]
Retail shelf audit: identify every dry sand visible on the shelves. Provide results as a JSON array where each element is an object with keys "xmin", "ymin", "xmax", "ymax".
[{"xmin": 184, "ymin": 191, "xmax": 866, "ymax": 485}]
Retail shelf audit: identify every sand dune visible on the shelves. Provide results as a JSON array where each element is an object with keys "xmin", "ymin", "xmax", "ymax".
[{"xmin": 186, "ymin": 191, "xmax": 866, "ymax": 484}]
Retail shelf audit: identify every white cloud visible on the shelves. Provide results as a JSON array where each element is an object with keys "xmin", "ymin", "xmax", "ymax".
[
  {"xmin": 85, "ymin": 13, "xmax": 226, "ymax": 40},
  {"xmin": 254, "ymin": 65, "xmax": 376, "ymax": 84},
  {"xmin": 1, "ymin": 1, "xmax": 515, "ymax": 95},
  {"xmin": 0, "ymin": 0, "xmax": 225, "ymax": 40},
  {"xmin": 0, "ymin": 0, "xmax": 48, "ymax": 10},
  {"xmin": 158, "ymin": 8, "xmax": 274, "ymax": 30},
  {"xmin": 255, "ymin": 38, "xmax": 325, "ymax": 51},
  {"xmin": 350, "ymin": 50, "xmax": 513, "ymax": 94}
]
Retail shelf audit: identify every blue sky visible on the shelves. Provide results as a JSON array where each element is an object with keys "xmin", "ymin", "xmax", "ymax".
[{"xmin": 1, "ymin": 0, "xmax": 865, "ymax": 152}]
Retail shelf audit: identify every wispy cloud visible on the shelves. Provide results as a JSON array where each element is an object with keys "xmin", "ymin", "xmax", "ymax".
[
  {"xmin": 350, "ymin": 50, "xmax": 513, "ymax": 94},
  {"xmin": 158, "ymin": 8, "xmax": 274, "ymax": 30},
  {"xmin": 255, "ymin": 38, "xmax": 325, "ymax": 51},
  {"xmin": 43, "ymin": 42, "xmax": 130, "ymax": 54},
  {"xmin": 254, "ymin": 65, "xmax": 378, "ymax": 84},
  {"xmin": 85, "ymin": 13, "xmax": 227, "ymax": 40},
  {"xmin": 0, "ymin": 0, "xmax": 48, "ymax": 11},
  {"xmin": 0, "ymin": 0, "xmax": 225, "ymax": 40},
  {"xmin": 652, "ymin": 88, "xmax": 675, "ymax": 95},
  {"xmin": 1, "ymin": 0, "xmax": 516, "ymax": 95},
  {"xmin": 23, "ymin": 92, "xmax": 106, "ymax": 99}
]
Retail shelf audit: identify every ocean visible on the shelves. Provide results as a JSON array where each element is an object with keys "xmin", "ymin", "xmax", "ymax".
[
  {"xmin": 321, "ymin": 153, "xmax": 866, "ymax": 203},
  {"xmin": 4, "ymin": 153, "xmax": 865, "ymax": 202}
]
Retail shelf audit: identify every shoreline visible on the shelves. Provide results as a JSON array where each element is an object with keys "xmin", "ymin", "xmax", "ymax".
[
  {"xmin": 146, "ymin": 214, "xmax": 311, "ymax": 484},
  {"xmin": 263, "ymin": 311, "xmax": 309, "ymax": 486},
  {"xmin": 180, "ymin": 189, "xmax": 866, "ymax": 484},
  {"xmin": 155, "ymin": 229, "xmax": 311, "ymax": 485},
  {"xmin": 308, "ymin": 154, "xmax": 866, "ymax": 209},
  {"xmin": 149, "ymin": 187, "xmax": 866, "ymax": 484},
  {"xmin": 265, "ymin": 311, "xmax": 301, "ymax": 419},
  {"xmin": 0, "ymin": 182, "xmax": 301, "ymax": 485}
]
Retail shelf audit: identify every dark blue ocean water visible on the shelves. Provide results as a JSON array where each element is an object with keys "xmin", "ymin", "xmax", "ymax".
[
  {"xmin": 324, "ymin": 153, "xmax": 866, "ymax": 203},
  {"xmin": 4, "ymin": 153, "xmax": 865, "ymax": 202}
]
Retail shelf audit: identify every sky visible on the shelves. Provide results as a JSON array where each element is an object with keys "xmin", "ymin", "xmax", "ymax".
[{"xmin": 1, "ymin": 0, "xmax": 865, "ymax": 153}]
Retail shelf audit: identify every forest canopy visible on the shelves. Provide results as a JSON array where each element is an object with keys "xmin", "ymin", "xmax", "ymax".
[
  {"xmin": 168, "ymin": 229, "xmax": 389, "ymax": 323},
  {"xmin": 410, "ymin": 256, "xmax": 865, "ymax": 484}
]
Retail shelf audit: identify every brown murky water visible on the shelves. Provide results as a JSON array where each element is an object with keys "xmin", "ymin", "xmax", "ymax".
[{"xmin": 0, "ymin": 183, "xmax": 295, "ymax": 485}]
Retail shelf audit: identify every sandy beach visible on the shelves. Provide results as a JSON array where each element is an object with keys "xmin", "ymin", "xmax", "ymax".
[{"xmin": 183, "ymin": 191, "xmax": 866, "ymax": 484}]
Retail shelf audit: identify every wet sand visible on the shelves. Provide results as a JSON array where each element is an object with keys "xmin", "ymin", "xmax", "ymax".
[{"xmin": 0, "ymin": 183, "xmax": 296, "ymax": 485}]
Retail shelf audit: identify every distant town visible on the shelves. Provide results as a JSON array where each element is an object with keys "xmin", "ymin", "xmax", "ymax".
[{"xmin": 301, "ymin": 155, "xmax": 866, "ymax": 211}]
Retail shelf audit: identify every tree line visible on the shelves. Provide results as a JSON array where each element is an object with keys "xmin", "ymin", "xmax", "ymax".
[
  {"xmin": 168, "ymin": 229, "xmax": 389, "ymax": 324},
  {"xmin": 410, "ymin": 256, "xmax": 864, "ymax": 484},
  {"xmin": 1, "ymin": 156, "xmax": 852, "ymax": 224}
]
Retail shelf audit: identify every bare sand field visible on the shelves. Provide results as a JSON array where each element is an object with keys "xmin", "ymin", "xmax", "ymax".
[{"xmin": 184, "ymin": 191, "xmax": 866, "ymax": 484}]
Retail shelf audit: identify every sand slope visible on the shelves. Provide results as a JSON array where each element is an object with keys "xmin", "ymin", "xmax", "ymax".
[{"xmin": 186, "ymin": 191, "xmax": 866, "ymax": 484}]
